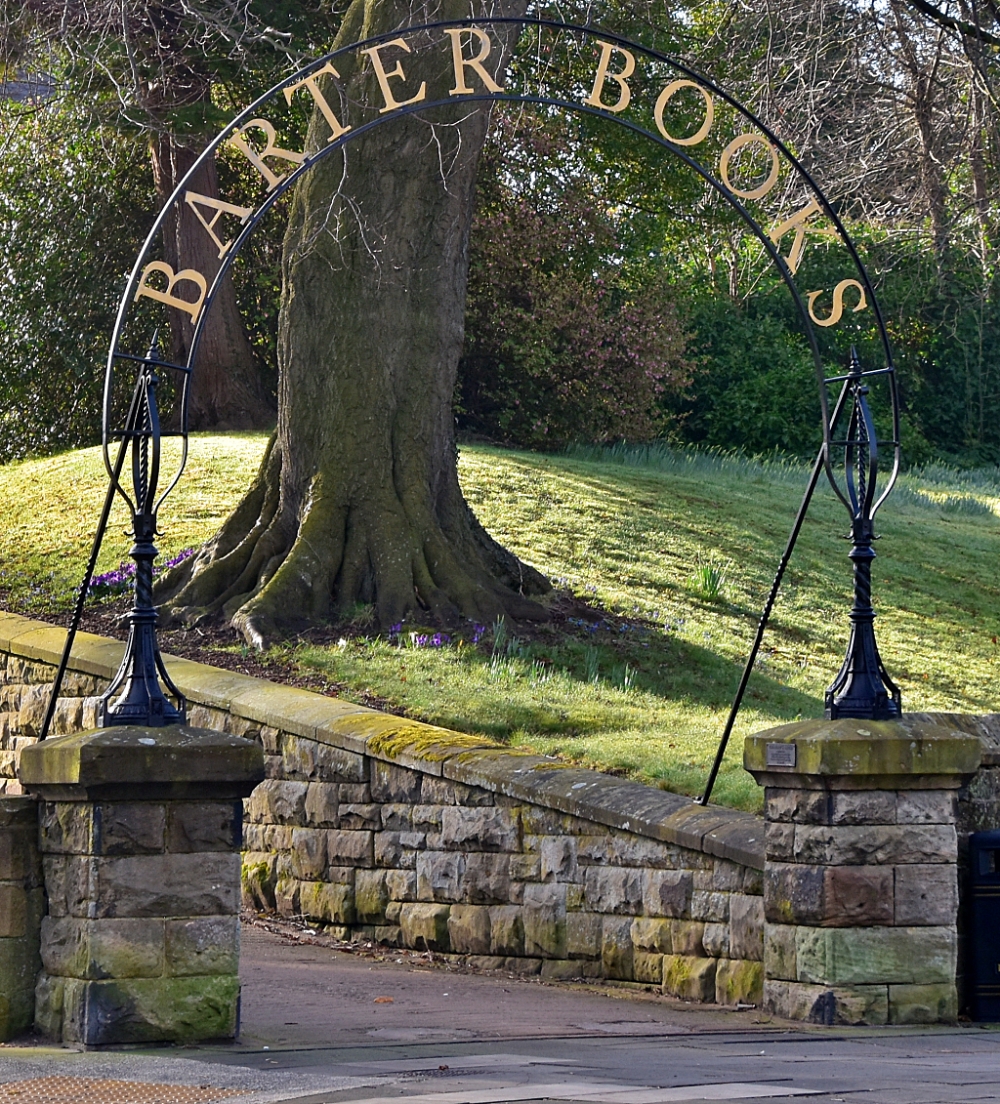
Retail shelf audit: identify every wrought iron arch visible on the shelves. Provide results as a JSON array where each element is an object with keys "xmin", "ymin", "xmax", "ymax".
[{"xmin": 42, "ymin": 20, "xmax": 904, "ymax": 799}]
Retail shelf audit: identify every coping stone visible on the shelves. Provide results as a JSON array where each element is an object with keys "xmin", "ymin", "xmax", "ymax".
[{"xmin": 19, "ymin": 726, "xmax": 264, "ymax": 793}]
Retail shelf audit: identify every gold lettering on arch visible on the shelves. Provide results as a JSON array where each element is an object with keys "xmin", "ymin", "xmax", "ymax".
[
  {"xmin": 362, "ymin": 38, "xmax": 428, "ymax": 114},
  {"xmin": 446, "ymin": 28, "xmax": 504, "ymax": 95},
  {"xmin": 229, "ymin": 119, "xmax": 305, "ymax": 191},
  {"xmin": 284, "ymin": 62, "xmax": 351, "ymax": 142},
  {"xmin": 769, "ymin": 198, "xmax": 835, "ymax": 276},
  {"xmin": 584, "ymin": 40, "xmax": 635, "ymax": 114},
  {"xmin": 654, "ymin": 80, "xmax": 714, "ymax": 146},
  {"xmin": 719, "ymin": 133, "xmax": 780, "ymax": 201},
  {"xmin": 134, "ymin": 262, "xmax": 207, "ymax": 323},
  {"xmin": 184, "ymin": 192, "xmax": 253, "ymax": 259},
  {"xmin": 807, "ymin": 279, "xmax": 867, "ymax": 327}
]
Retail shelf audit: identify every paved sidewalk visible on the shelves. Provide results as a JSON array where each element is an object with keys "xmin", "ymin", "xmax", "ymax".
[{"xmin": 1, "ymin": 922, "xmax": 999, "ymax": 1104}]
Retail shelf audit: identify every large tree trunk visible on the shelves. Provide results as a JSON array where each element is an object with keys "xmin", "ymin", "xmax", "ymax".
[
  {"xmin": 158, "ymin": 0, "xmax": 548, "ymax": 646},
  {"xmin": 150, "ymin": 132, "xmax": 276, "ymax": 429}
]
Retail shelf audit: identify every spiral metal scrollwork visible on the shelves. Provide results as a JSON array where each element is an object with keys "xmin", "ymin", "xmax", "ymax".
[
  {"xmin": 823, "ymin": 348, "xmax": 902, "ymax": 720},
  {"xmin": 97, "ymin": 334, "xmax": 188, "ymax": 727}
]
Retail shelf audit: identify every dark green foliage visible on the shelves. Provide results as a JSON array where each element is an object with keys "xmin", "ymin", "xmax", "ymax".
[{"xmin": 0, "ymin": 101, "xmax": 155, "ymax": 460}]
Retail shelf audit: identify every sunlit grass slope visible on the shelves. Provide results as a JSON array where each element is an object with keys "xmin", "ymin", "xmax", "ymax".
[{"xmin": 2, "ymin": 434, "xmax": 999, "ymax": 812}]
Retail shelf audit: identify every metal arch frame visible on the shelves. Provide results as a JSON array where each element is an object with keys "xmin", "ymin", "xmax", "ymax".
[{"xmin": 42, "ymin": 18, "xmax": 903, "ymax": 764}]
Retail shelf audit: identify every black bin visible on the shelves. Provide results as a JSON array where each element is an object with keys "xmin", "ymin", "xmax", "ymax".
[{"xmin": 969, "ymin": 829, "xmax": 1000, "ymax": 1021}]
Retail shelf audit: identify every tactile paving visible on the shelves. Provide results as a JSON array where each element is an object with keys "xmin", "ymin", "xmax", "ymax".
[{"xmin": 0, "ymin": 1077, "xmax": 246, "ymax": 1103}]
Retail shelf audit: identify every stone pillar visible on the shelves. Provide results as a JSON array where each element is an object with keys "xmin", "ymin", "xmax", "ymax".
[
  {"xmin": 19, "ymin": 725, "xmax": 263, "ymax": 1046},
  {"xmin": 0, "ymin": 796, "xmax": 43, "ymax": 1040},
  {"xmin": 745, "ymin": 717, "xmax": 981, "ymax": 1026}
]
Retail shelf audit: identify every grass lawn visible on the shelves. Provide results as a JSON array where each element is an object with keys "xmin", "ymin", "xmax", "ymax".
[{"xmin": 2, "ymin": 434, "xmax": 999, "ymax": 812}]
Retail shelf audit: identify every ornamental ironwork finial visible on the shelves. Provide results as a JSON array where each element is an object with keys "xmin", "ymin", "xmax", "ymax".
[
  {"xmin": 823, "ymin": 347, "xmax": 901, "ymax": 720},
  {"xmin": 97, "ymin": 332, "xmax": 187, "ymax": 727}
]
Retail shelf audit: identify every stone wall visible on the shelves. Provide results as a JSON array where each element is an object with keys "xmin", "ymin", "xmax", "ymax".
[
  {"xmin": 0, "ymin": 612, "xmax": 766, "ymax": 1005},
  {"xmin": 0, "ymin": 795, "xmax": 42, "ymax": 1040},
  {"xmin": 2, "ymin": 611, "xmax": 996, "ymax": 1022}
]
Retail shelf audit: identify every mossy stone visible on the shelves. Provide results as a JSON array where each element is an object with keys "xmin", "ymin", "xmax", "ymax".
[{"xmin": 745, "ymin": 718, "xmax": 981, "ymax": 783}]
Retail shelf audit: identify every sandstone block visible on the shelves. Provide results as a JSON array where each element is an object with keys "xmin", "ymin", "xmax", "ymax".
[
  {"xmin": 888, "ymin": 982, "xmax": 957, "ymax": 1024},
  {"xmin": 166, "ymin": 803, "xmax": 240, "ymax": 852},
  {"xmin": 68, "ymin": 852, "xmax": 241, "ymax": 918},
  {"xmin": 702, "ymin": 923, "xmax": 729, "ymax": 958},
  {"xmin": 355, "ymin": 870, "xmax": 389, "ymax": 923},
  {"xmin": 290, "ymin": 829, "xmax": 327, "ymax": 880},
  {"xmin": 763, "ymin": 865, "xmax": 834, "ymax": 927},
  {"xmin": 39, "ymin": 803, "xmax": 95, "ymax": 855},
  {"xmin": 399, "ymin": 903, "xmax": 450, "ymax": 951},
  {"xmin": 374, "ymin": 925, "xmax": 402, "ymax": 947},
  {"xmin": 630, "ymin": 918, "xmax": 673, "ymax": 954},
  {"xmin": 99, "ymin": 803, "xmax": 169, "ymax": 855},
  {"xmin": 87, "ymin": 918, "xmax": 165, "ymax": 979},
  {"xmin": 448, "ymin": 904, "xmax": 492, "ymax": 955},
  {"xmin": 59, "ymin": 975, "xmax": 240, "ymax": 1046},
  {"xmin": 339, "ymin": 804, "xmax": 381, "ymax": 831},
  {"xmin": 710, "ymin": 861, "xmax": 743, "ymax": 892},
  {"xmin": 241, "ymin": 853, "xmax": 276, "ymax": 912},
  {"xmin": 386, "ymin": 869, "xmax": 417, "ymax": 902},
  {"xmin": 642, "ymin": 870, "xmax": 692, "ymax": 918},
  {"xmin": 304, "ymin": 784, "xmax": 339, "ymax": 828},
  {"xmin": 326, "ymin": 830, "xmax": 374, "ymax": 869},
  {"xmin": 412, "ymin": 805, "xmax": 443, "ymax": 830},
  {"xmin": 417, "ymin": 851, "xmax": 465, "ymax": 902},
  {"xmin": 298, "ymin": 881, "xmax": 354, "ymax": 925},
  {"xmin": 585, "ymin": 867, "xmax": 642, "ymax": 914},
  {"xmin": 566, "ymin": 911, "xmax": 601, "ymax": 958},
  {"xmin": 663, "ymin": 954, "xmax": 716, "ymax": 1002},
  {"xmin": 420, "ymin": 777, "xmax": 457, "ymax": 805},
  {"xmin": 690, "ymin": 890, "xmax": 729, "ymax": 922},
  {"xmin": 764, "ymin": 788, "xmax": 830, "ymax": 825},
  {"xmin": 896, "ymin": 791, "xmax": 956, "ymax": 825},
  {"xmin": 601, "ymin": 917, "xmax": 633, "ymax": 980},
  {"xmin": 540, "ymin": 837, "xmax": 578, "ymax": 882},
  {"xmin": 540, "ymin": 959, "xmax": 582, "ymax": 980},
  {"xmin": 381, "ymin": 804, "xmax": 412, "ymax": 831},
  {"xmin": 372, "ymin": 762, "xmax": 422, "ymax": 803},
  {"xmin": 671, "ymin": 920, "xmax": 705, "ymax": 956},
  {"xmin": 489, "ymin": 905, "xmax": 524, "ymax": 956},
  {"xmin": 715, "ymin": 959, "xmax": 763, "ymax": 1006},
  {"xmin": 894, "ymin": 864, "xmax": 958, "ymax": 926},
  {"xmin": 830, "ymin": 791, "xmax": 895, "ymax": 826},
  {"xmin": 510, "ymin": 854, "xmax": 540, "ymax": 881},
  {"xmin": 247, "ymin": 780, "xmax": 308, "ymax": 826},
  {"xmin": 764, "ymin": 822, "xmax": 795, "ymax": 862},
  {"xmin": 824, "ymin": 866, "xmax": 894, "ymax": 926},
  {"xmin": 463, "ymin": 853, "xmax": 510, "ymax": 904},
  {"xmin": 440, "ymin": 807, "xmax": 519, "ymax": 852},
  {"xmin": 0, "ymin": 825, "xmax": 35, "ymax": 883},
  {"xmin": 283, "ymin": 736, "xmax": 367, "ymax": 783},
  {"xmin": 165, "ymin": 916, "xmax": 239, "ymax": 977},
  {"xmin": 793, "ymin": 823, "xmax": 957, "ymax": 866},
  {"xmin": 795, "ymin": 926, "xmax": 956, "ymax": 985},
  {"xmin": 0, "ymin": 885, "xmax": 27, "ymax": 938},
  {"xmin": 632, "ymin": 951, "xmax": 664, "ymax": 985},
  {"xmin": 523, "ymin": 883, "xmax": 566, "ymax": 958},
  {"xmin": 764, "ymin": 979, "xmax": 888, "ymax": 1025},
  {"xmin": 729, "ymin": 894, "xmax": 764, "ymax": 961},
  {"xmin": 764, "ymin": 923, "xmax": 797, "ymax": 981}
]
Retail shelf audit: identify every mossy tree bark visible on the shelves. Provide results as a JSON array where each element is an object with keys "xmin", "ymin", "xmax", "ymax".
[{"xmin": 158, "ymin": 0, "xmax": 548, "ymax": 646}]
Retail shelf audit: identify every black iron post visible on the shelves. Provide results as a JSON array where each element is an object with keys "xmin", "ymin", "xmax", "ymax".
[
  {"xmin": 98, "ymin": 337, "xmax": 186, "ymax": 727},
  {"xmin": 824, "ymin": 350, "xmax": 901, "ymax": 720}
]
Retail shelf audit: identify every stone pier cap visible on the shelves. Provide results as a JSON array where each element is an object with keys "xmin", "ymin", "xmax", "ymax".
[
  {"xmin": 745, "ymin": 716, "xmax": 982, "ymax": 790},
  {"xmin": 19, "ymin": 725, "xmax": 264, "ymax": 801}
]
